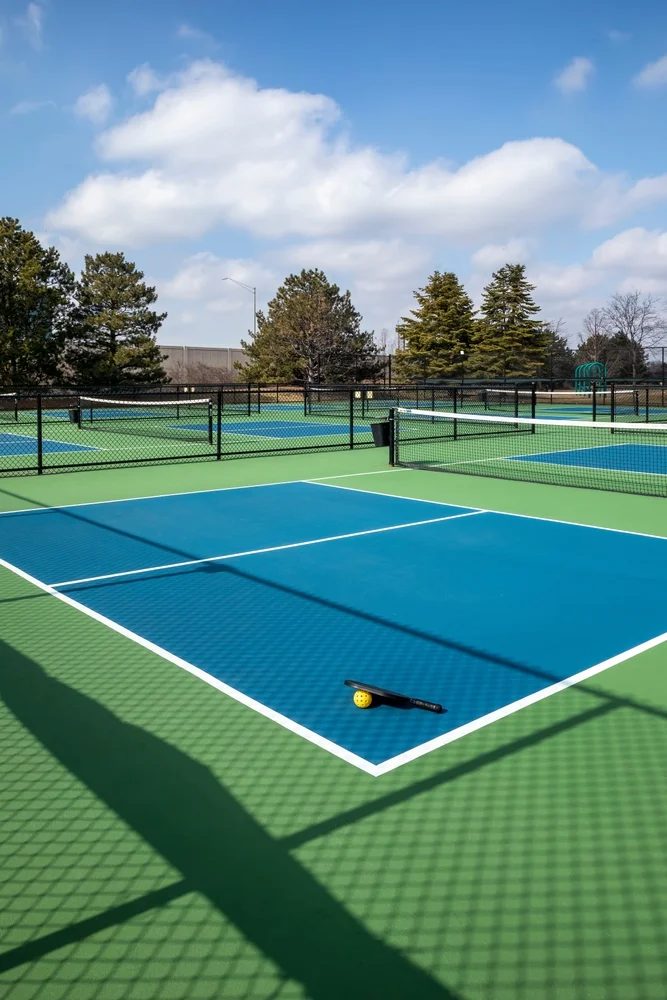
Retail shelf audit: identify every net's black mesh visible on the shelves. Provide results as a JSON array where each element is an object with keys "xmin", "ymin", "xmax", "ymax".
[{"xmin": 393, "ymin": 408, "xmax": 667, "ymax": 498}]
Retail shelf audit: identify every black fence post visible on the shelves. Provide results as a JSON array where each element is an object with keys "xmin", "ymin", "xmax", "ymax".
[
  {"xmin": 349, "ymin": 389, "xmax": 354, "ymax": 449},
  {"xmin": 388, "ymin": 408, "xmax": 395, "ymax": 466},
  {"xmin": 530, "ymin": 383, "xmax": 536, "ymax": 432},
  {"xmin": 37, "ymin": 394, "xmax": 43, "ymax": 474},
  {"xmin": 592, "ymin": 382, "xmax": 597, "ymax": 422},
  {"xmin": 216, "ymin": 391, "xmax": 222, "ymax": 460}
]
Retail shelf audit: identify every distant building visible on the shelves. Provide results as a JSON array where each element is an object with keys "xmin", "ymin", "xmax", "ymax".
[{"xmin": 158, "ymin": 345, "xmax": 249, "ymax": 382}]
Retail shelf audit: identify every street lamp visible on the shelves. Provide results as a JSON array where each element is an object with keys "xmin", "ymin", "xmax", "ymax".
[{"xmin": 221, "ymin": 277, "xmax": 257, "ymax": 338}]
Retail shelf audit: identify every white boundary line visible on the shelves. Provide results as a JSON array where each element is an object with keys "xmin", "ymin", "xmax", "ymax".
[
  {"xmin": 374, "ymin": 630, "xmax": 667, "ymax": 774},
  {"xmin": 2, "ymin": 481, "xmax": 667, "ymax": 775},
  {"xmin": 0, "ymin": 469, "xmax": 407, "ymax": 517},
  {"xmin": 3, "ymin": 549, "xmax": 666, "ymax": 777},
  {"xmin": 0, "ymin": 477, "xmax": 314, "ymax": 516},
  {"xmin": 48, "ymin": 510, "xmax": 486, "ymax": 588},
  {"xmin": 308, "ymin": 480, "xmax": 667, "ymax": 541},
  {"xmin": 414, "ymin": 449, "xmax": 667, "ymax": 479},
  {"xmin": 0, "ymin": 554, "xmax": 379, "ymax": 776}
]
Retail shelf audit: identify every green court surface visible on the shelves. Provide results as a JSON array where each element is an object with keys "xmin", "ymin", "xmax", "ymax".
[{"xmin": 1, "ymin": 448, "xmax": 667, "ymax": 1000}]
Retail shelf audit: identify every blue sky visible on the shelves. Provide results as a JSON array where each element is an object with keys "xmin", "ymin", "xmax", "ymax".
[{"xmin": 3, "ymin": 0, "xmax": 667, "ymax": 348}]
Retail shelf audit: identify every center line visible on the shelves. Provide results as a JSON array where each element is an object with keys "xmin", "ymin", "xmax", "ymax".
[{"xmin": 48, "ymin": 509, "xmax": 487, "ymax": 588}]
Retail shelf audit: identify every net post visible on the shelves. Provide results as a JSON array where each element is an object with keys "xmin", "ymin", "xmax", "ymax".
[
  {"xmin": 610, "ymin": 383, "xmax": 615, "ymax": 434},
  {"xmin": 530, "ymin": 383, "xmax": 536, "ymax": 431},
  {"xmin": 247, "ymin": 383, "xmax": 251, "ymax": 417},
  {"xmin": 303, "ymin": 385, "xmax": 308, "ymax": 417},
  {"xmin": 216, "ymin": 391, "xmax": 222, "ymax": 460},
  {"xmin": 644, "ymin": 386, "xmax": 649, "ymax": 423},
  {"xmin": 349, "ymin": 389, "xmax": 354, "ymax": 449},
  {"xmin": 37, "ymin": 394, "xmax": 43, "ymax": 475},
  {"xmin": 77, "ymin": 395, "xmax": 82, "ymax": 429},
  {"xmin": 176, "ymin": 385, "xmax": 180, "ymax": 421},
  {"xmin": 207, "ymin": 400, "xmax": 213, "ymax": 445},
  {"xmin": 388, "ymin": 407, "xmax": 395, "ymax": 466},
  {"xmin": 592, "ymin": 382, "xmax": 597, "ymax": 422},
  {"xmin": 13, "ymin": 394, "xmax": 18, "ymax": 422}
]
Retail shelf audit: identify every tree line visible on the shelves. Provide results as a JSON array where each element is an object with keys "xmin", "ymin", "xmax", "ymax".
[
  {"xmin": 2, "ymin": 215, "xmax": 665, "ymax": 388},
  {"xmin": 392, "ymin": 266, "xmax": 666, "ymax": 383},
  {"xmin": 0, "ymin": 218, "xmax": 167, "ymax": 386}
]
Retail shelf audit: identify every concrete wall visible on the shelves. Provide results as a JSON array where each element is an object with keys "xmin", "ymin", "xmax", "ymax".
[{"xmin": 159, "ymin": 345, "xmax": 249, "ymax": 379}]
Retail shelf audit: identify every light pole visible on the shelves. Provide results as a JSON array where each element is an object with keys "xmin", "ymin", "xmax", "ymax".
[{"xmin": 221, "ymin": 277, "xmax": 257, "ymax": 338}]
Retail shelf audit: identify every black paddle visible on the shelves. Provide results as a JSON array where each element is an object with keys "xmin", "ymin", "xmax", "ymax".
[{"xmin": 344, "ymin": 678, "xmax": 444, "ymax": 714}]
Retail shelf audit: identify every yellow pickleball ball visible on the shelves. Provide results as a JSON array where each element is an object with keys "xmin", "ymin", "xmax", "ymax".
[{"xmin": 353, "ymin": 689, "xmax": 373, "ymax": 709}]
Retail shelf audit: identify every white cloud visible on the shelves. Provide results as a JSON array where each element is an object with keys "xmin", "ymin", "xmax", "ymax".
[
  {"xmin": 127, "ymin": 63, "xmax": 167, "ymax": 97},
  {"xmin": 633, "ymin": 54, "xmax": 667, "ymax": 89},
  {"xmin": 608, "ymin": 29, "xmax": 631, "ymax": 43},
  {"xmin": 177, "ymin": 23, "xmax": 217, "ymax": 45},
  {"xmin": 157, "ymin": 253, "xmax": 277, "ymax": 343},
  {"xmin": 15, "ymin": 2, "xmax": 43, "ymax": 49},
  {"xmin": 590, "ymin": 228, "xmax": 667, "ymax": 280},
  {"xmin": 554, "ymin": 57, "xmax": 594, "ymax": 94},
  {"xmin": 10, "ymin": 98, "xmax": 56, "ymax": 114},
  {"xmin": 281, "ymin": 239, "xmax": 430, "ymax": 291},
  {"xmin": 470, "ymin": 239, "xmax": 534, "ymax": 270},
  {"xmin": 49, "ymin": 60, "xmax": 606, "ymax": 246},
  {"xmin": 74, "ymin": 84, "xmax": 113, "ymax": 125}
]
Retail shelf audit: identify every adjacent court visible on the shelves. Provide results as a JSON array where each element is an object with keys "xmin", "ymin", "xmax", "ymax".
[{"xmin": 2, "ymin": 478, "xmax": 665, "ymax": 773}]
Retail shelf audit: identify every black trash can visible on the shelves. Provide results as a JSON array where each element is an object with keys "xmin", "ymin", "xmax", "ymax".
[
  {"xmin": 370, "ymin": 421, "xmax": 391, "ymax": 447},
  {"xmin": 68, "ymin": 406, "xmax": 80, "ymax": 424}
]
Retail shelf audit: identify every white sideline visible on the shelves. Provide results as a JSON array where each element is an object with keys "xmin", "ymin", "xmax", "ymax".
[
  {"xmin": 0, "ymin": 471, "xmax": 404, "ymax": 517},
  {"xmin": 374, "ymin": 629, "xmax": 667, "ymax": 774},
  {"xmin": 307, "ymin": 479, "xmax": 667, "ymax": 542},
  {"xmin": 48, "ymin": 509, "xmax": 487, "ymax": 588},
  {"xmin": 0, "ymin": 554, "xmax": 380, "ymax": 776}
]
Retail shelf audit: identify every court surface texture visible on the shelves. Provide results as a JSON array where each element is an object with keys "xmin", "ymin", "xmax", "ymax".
[{"xmin": 1, "ymin": 447, "xmax": 666, "ymax": 1000}]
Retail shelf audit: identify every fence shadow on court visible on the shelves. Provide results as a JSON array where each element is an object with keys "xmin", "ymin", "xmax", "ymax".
[{"xmin": 0, "ymin": 641, "xmax": 458, "ymax": 999}]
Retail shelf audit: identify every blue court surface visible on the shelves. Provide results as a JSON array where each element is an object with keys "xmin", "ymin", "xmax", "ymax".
[
  {"xmin": 517, "ymin": 442, "xmax": 667, "ymax": 473},
  {"xmin": 0, "ymin": 432, "xmax": 97, "ymax": 456},
  {"xmin": 179, "ymin": 420, "xmax": 370, "ymax": 439},
  {"xmin": 0, "ymin": 481, "xmax": 665, "ymax": 774},
  {"xmin": 219, "ymin": 421, "xmax": 370, "ymax": 439}
]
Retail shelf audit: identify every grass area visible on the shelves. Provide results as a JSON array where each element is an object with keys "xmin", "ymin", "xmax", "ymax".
[{"xmin": 2, "ymin": 448, "xmax": 667, "ymax": 999}]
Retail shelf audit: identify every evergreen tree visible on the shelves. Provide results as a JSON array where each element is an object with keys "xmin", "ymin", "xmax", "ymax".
[
  {"xmin": 238, "ymin": 269, "xmax": 381, "ymax": 383},
  {"xmin": 393, "ymin": 271, "xmax": 475, "ymax": 381},
  {"xmin": 67, "ymin": 252, "xmax": 167, "ymax": 385},
  {"xmin": 469, "ymin": 264, "xmax": 547, "ymax": 378},
  {"xmin": 0, "ymin": 217, "xmax": 75, "ymax": 386}
]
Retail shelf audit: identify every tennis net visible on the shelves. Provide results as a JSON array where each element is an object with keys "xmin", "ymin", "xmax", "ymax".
[
  {"xmin": 482, "ymin": 385, "xmax": 667, "ymax": 422},
  {"xmin": 0, "ymin": 393, "xmax": 18, "ymax": 423},
  {"xmin": 77, "ymin": 396, "xmax": 214, "ymax": 444},
  {"xmin": 392, "ymin": 407, "xmax": 667, "ymax": 497}
]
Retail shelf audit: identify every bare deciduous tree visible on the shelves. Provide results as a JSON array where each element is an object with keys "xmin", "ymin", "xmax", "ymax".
[
  {"xmin": 602, "ymin": 292, "xmax": 666, "ymax": 380},
  {"xmin": 577, "ymin": 308, "xmax": 608, "ymax": 361}
]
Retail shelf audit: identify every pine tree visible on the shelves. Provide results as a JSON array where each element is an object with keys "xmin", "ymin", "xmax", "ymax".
[
  {"xmin": 469, "ymin": 264, "xmax": 547, "ymax": 378},
  {"xmin": 237, "ymin": 269, "xmax": 381, "ymax": 383},
  {"xmin": 0, "ymin": 217, "xmax": 75, "ymax": 386},
  {"xmin": 67, "ymin": 252, "xmax": 168, "ymax": 385},
  {"xmin": 393, "ymin": 271, "xmax": 475, "ymax": 381}
]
